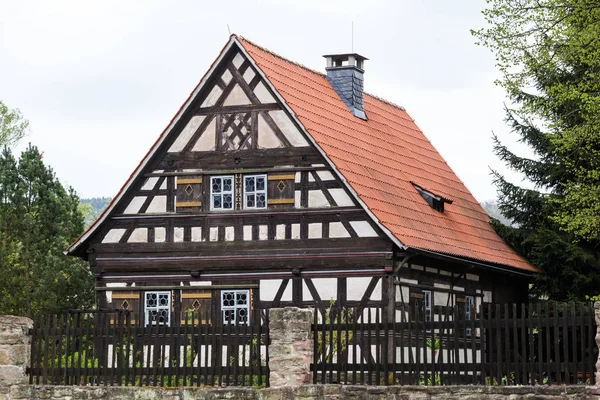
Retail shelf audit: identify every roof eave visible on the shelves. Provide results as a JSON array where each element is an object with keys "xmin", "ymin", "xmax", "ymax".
[{"xmin": 404, "ymin": 246, "xmax": 540, "ymax": 277}]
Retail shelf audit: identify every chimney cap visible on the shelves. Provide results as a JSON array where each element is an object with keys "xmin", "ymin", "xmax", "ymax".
[{"xmin": 322, "ymin": 53, "xmax": 369, "ymax": 61}]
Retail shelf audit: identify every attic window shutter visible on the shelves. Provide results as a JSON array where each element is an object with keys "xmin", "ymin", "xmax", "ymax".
[
  {"xmin": 266, "ymin": 173, "xmax": 295, "ymax": 208},
  {"xmin": 176, "ymin": 176, "xmax": 203, "ymax": 213}
]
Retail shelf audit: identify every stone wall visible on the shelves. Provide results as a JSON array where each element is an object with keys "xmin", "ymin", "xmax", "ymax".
[
  {"xmin": 5, "ymin": 384, "xmax": 600, "ymax": 399},
  {"xmin": 0, "ymin": 316, "xmax": 32, "ymax": 399},
  {"xmin": 269, "ymin": 307, "xmax": 313, "ymax": 387},
  {"xmin": 1, "ymin": 306, "xmax": 600, "ymax": 399}
]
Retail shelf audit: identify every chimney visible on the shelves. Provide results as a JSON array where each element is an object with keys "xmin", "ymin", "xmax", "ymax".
[{"xmin": 324, "ymin": 53, "xmax": 368, "ymax": 120}]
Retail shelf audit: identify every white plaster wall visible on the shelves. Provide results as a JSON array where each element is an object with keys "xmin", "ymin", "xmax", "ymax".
[
  {"xmin": 466, "ymin": 273, "xmax": 479, "ymax": 281},
  {"xmin": 225, "ymin": 226, "xmax": 234, "ymax": 241},
  {"xmin": 174, "ymin": 227, "xmax": 184, "ymax": 243},
  {"xmin": 244, "ymin": 225, "xmax": 252, "ymax": 241},
  {"xmin": 308, "ymin": 190, "xmax": 330, "ymax": 208},
  {"xmin": 329, "ymin": 222, "xmax": 350, "ymax": 238},
  {"xmin": 209, "ymin": 227, "xmax": 218, "ymax": 242},
  {"xmin": 275, "ymin": 224, "xmax": 285, "ymax": 240},
  {"xmin": 192, "ymin": 118, "xmax": 216, "ymax": 151},
  {"xmin": 260, "ymin": 279, "xmax": 291, "ymax": 301},
  {"xmin": 254, "ymin": 82, "xmax": 275, "ymax": 103},
  {"xmin": 349, "ymin": 221, "xmax": 378, "ymax": 237},
  {"xmin": 102, "ymin": 229, "xmax": 126, "ymax": 243},
  {"xmin": 291, "ymin": 224, "xmax": 300, "ymax": 239},
  {"xmin": 168, "ymin": 116, "xmax": 206, "ymax": 152},
  {"xmin": 128, "ymin": 228, "xmax": 148, "ymax": 243},
  {"xmin": 329, "ymin": 189, "xmax": 354, "ymax": 207},
  {"xmin": 310, "ymin": 278, "xmax": 337, "ymax": 302},
  {"xmin": 123, "ymin": 196, "xmax": 144, "ymax": 214},
  {"xmin": 347, "ymin": 277, "xmax": 373, "ymax": 301},
  {"xmin": 191, "ymin": 227, "xmax": 202, "ymax": 242},
  {"xmin": 223, "ymin": 85, "xmax": 251, "ymax": 106},
  {"xmin": 201, "ymin": 85, "xmax": 223, "ymax": 107},
  {"xmin": 232, "ymin": 53, "xmax": 244, "ymax": 69},
  {"xmin": 142, "ymin": 177, "xmax": 159, "ymax": 191},
  {"xmin": 155, "ymin": 227, "xmax": 166, "ymax": 242},
  {"xmin": 259, "ymin": 225, "xmax": 268, "ymax": 240},
  {"xmin": 221, "ymin": 69, "xmax": 232, "ymax": 85},
  {"xmin": 268, "ymin": 110, "xmax": 308, "ymax": 147},
  {"xmin": 257, "ymin": 114, "xmax": 282, "ymax": 148},
  {"xmin": 242, "ymin": 67, "xmax": 255, "ymax": 84},
  {"xmin": 147, "ymin": 196, "xmax": 166, "ymax": 213},
  {"xmin": 190, "ymin": 281, "xmax": 211, "ymax": 286},
  {"xmin": 396, "ymin": 286, "xmax": 410, "ymax": 302},
  {"xmin": 316, "ymin": 170, "xmax": 335, "ymax": 181},
  {"xmin": 308, "ymin": 223, "xmax": 322, "ymax": 239}
]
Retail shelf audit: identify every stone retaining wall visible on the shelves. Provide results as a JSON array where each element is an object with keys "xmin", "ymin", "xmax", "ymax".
[{"xmin": 5, "ymin": 384, "xmax": 600, "ymax": 399}]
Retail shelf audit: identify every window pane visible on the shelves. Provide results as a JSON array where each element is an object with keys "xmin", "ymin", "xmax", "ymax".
[
  {"xmin": 146, "ymin": 293, "xmax": 157, "ymax": 307},
  {"xmin": 223, "ymin": 178, "xmax": 232, "ymax": 192},
  {"xmin": 245, "ymin": 194, "xmax": 255, "ymax": 208},
  {"xmin": 158, "ymin": 294, "xmax": 169, "ymax": 306},
  {"xmin": 236, "ymin": 292, "xmax": 248, "ymax": 305},
  {"xmin": 245, "ymin": 177, "xmax": 255, "ymax": 192},
  {"xmin": 223, "ymin": 291, "xmax": 234, "ymax": 307},
  {"xmin": 238, "ymin": 308, "xmax": 248, "ymax": 324},
  {"xmin": 212, "ymin": 179, "xmax": 222, "ymax": 193},
  {"xmin": 212, "ymin": 194, "xmax": 222, "ymax": 209},
  {"xmin": 256, "ymin": 177, "xmax": 265, "ymax": 191},
  {"xmin": 256, "ymin": 193, "xmax": 266, "ymax": 208},
  {"xmin": 223, "ymin": 194, "xmax": 233, "ymax": 209}
]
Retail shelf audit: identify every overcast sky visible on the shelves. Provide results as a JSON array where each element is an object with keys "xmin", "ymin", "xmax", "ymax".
[{"xmin": 0, "ymin": 0, "xmax": 532, "ymax": 202}]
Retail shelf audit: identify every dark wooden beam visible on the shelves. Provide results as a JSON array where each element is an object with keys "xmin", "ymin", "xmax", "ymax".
[
  {"xmin": 93, "ymin": 236, "xmax": 393, "ymax": 255},
  {"xmin": 158, "ymin": 147, "xmax": 321, "ymax": 170},
  {"xmin": 194, "ymin": 103, "xmax": 280, "ymax": 115}
]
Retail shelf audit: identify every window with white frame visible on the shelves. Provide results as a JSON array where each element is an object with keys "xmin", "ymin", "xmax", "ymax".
[
  {"xmin": 221, "ymin": 290, "xmax": 250, "ymax": 325},
  {"xmin": 145, "ymin": 291, "xmax": 171, "ymax": 327},
  {"xmin": 465, "ymin": 295, "xmax": 474, "ymax": 336},
  {"xmin": 211, "ymin": 176, "xmax": 234, "ymax": 210},
  {"xmin": 243, "ymin": 175, "xmax": 267, "ymax": 209},
  {"xmin": 423, "ymin": 290, "xmax": 432, "ymax": 323}
]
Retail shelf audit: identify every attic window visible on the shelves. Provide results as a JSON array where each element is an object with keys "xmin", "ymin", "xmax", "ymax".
[{"xmin": 413, "ymin": 184, "xmax": 450, "ymax": 213}]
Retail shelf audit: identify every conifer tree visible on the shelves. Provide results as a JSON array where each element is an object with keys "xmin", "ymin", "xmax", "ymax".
[
  {"xmin": 0, "ymin": 145, "xmax": 94, "ymax": 316},
  {"xmin": 473, "ymin": 0, "xmax": 600, "ymax": 300}
]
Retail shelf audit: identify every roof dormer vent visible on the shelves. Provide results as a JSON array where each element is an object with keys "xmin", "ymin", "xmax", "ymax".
[
  {"xmin": 323, "ymin": 53, "xmax": 368, "ymax": 120},
  {"xmin": 412, "ymin": 183, "xmax": 453, "ymax": 213}
]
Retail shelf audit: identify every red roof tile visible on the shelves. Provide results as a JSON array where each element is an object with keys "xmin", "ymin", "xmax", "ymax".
[{"xmin": 238, "ymin": 37, "xmax": 537, "ymax": 273}]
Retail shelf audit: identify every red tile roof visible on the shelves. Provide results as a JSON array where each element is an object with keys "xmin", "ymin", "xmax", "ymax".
[{"xmin": 238, "ymin": 36, "xmax": 537, "ymax": 273}]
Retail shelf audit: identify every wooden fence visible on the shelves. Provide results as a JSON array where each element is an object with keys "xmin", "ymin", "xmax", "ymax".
[
  {"xmin": 28, "ymin": 309, "xmax": 270, "ymax": 387},
  {"xmin": 311, "ymin": 302, "xmax": 597, "ymax": 386}
]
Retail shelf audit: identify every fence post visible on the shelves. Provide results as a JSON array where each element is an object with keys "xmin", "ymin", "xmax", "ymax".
[
  {"xmin": 595, "ymin": 302, "xmax": 600, "ymax": 387},
  {"xmin": 0, "ymin": 315, "xmax": 33, "ymax": 390},
  {"xmin": 268, "ymin": 307, "xmax": 313, "ymax": 387}
]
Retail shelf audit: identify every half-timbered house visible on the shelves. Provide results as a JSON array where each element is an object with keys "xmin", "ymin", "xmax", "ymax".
[{"xmin": 66, "ymin": 35, "xmax": 539, "ymax": 328}]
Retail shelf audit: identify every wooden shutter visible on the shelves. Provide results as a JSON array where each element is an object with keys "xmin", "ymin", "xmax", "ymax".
[
  {"xmin": 267, "ymin": 173, "xmax": 295, "ymax": 208},
  {"xmin": 176, "ymin": 176, "xmax": 203, "ymax": 213}
]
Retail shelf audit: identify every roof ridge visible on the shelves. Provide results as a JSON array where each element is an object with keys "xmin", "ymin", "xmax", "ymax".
[
  {"xmin": 236, "ymin": 35, "xmax": 327, "ymax": 78},
  {"xmin": 236, "ymin": 35, "xmax": 406, "ymax": 112}
]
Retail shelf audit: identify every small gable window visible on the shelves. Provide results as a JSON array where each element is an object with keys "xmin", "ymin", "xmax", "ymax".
[
  {"xmin": 244, "ymin": 175, "xmax": 267, "ymax": 209},
  {"xmin": 221, "ymin": 289, "xmax": 250, "ymax": 325},
  {"xmin": 413, "ymin": 183, "xmax": 451, "ymax": 213},
  {"xmin": 144, "ymin": 291, "xmax": 171, "ymax": 327},
  {"xmin": 211, "ymin": 176, "xmax": 234, "ymax": 210}
]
